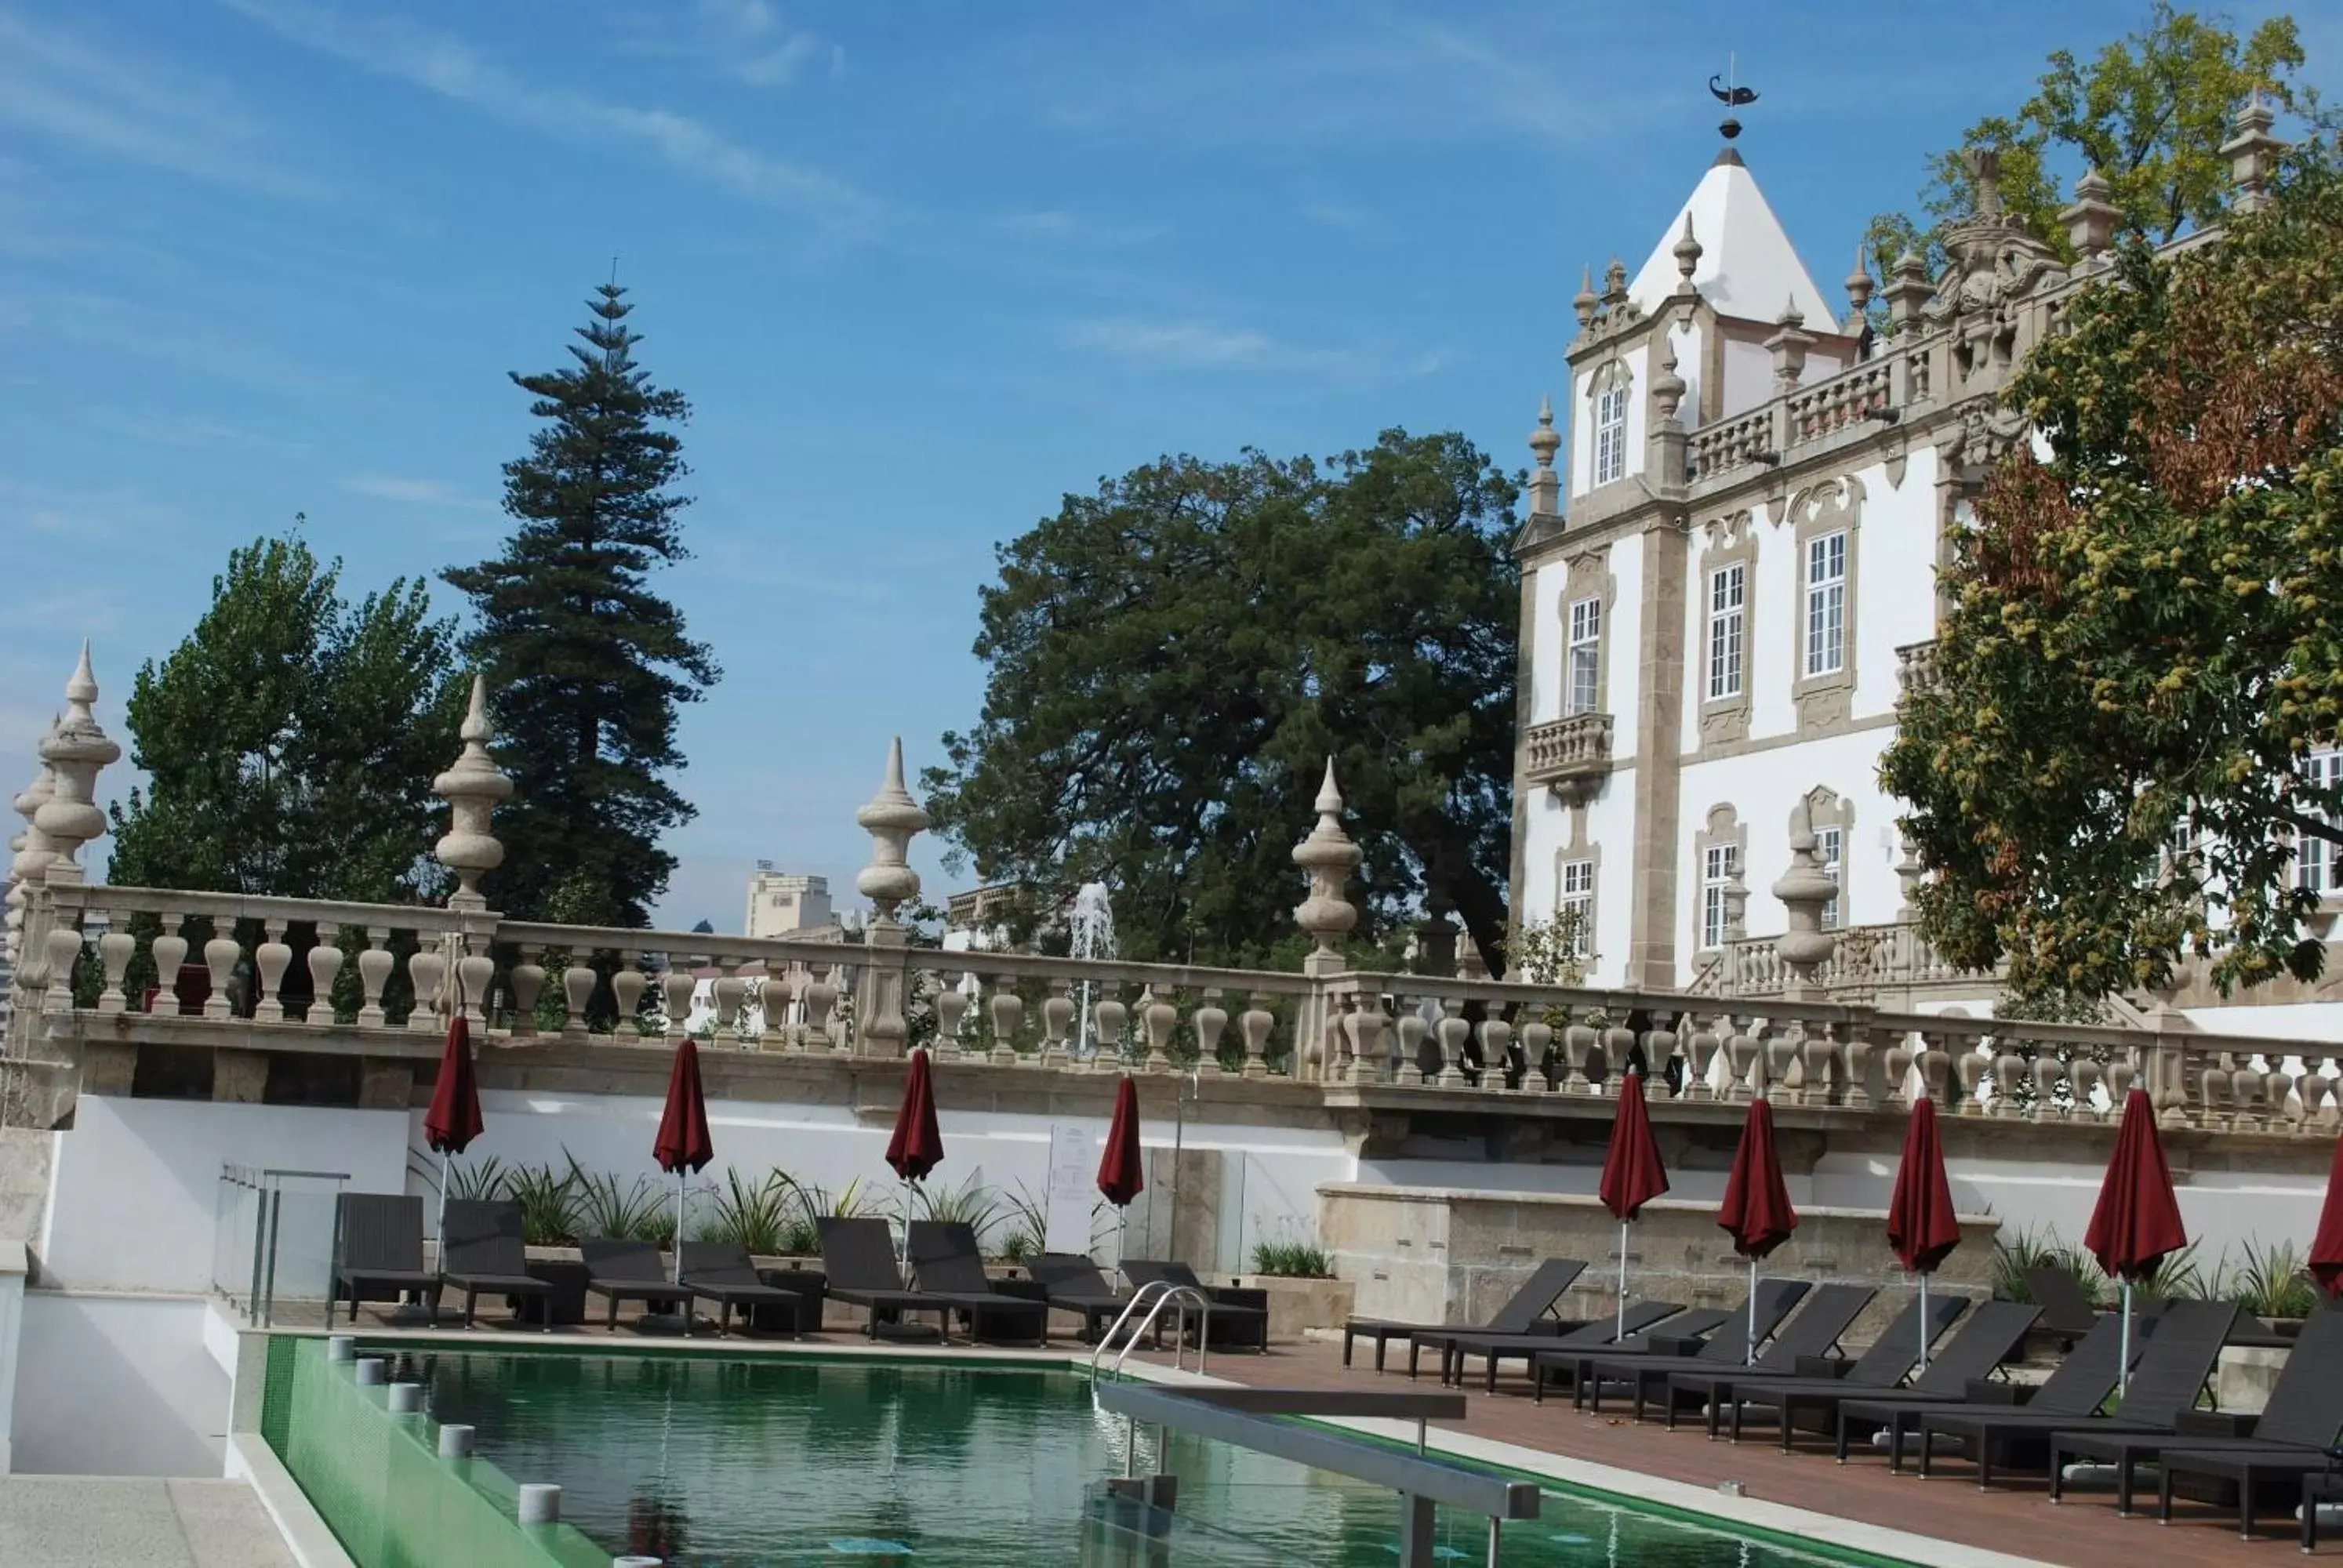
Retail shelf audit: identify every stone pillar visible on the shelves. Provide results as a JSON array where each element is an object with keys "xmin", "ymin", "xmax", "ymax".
[
  {"xmin": 1840, "ymin": 246, "xmax": 1874, "ymax": 337},
  {"xmin": 854, "ymin": 739, "xmax": 928, "ymax": 1058},
  {"xmin": 1771, "ymin": 800, "xmax": 1838, "ymax": 1002},
  {"xmin": 35, "ymin": 645, "xmax": 120, "ymax": 887},
  {"xmin": 1526, "ymin": 397, "xmax": 1560, "ymax": 518},
  {"xmin": 1649, "ymin": 349, "xmax": 1688, "ymax": 494},
  {"xmin": 1411, "ymin": 901, "xmax": 1458, "ymax": 978},
  {"xmin": 1291, "ymin": 759, "xmax": 1361, "ymax": 1078},
  {"xmin": 433, "ymin": 674, "xmax": 512, "ymax": 914},
  {"xmin": 2060, "ymin": 169, "xmax": 2120, "ymax": 263},
  {"xmin": 2220, "ymin": 89, "xmax": 2283, "ymax": 216},
  {"xmin": 1764, "ymin": 299, "xmax": 1814, "ymax": 391}
]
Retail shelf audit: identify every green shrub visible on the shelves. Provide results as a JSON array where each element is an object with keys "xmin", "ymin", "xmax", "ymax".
[
  {"xmin": 1250, "ymin": 1240, "xmax": 1333, "ymax": 1279},
  {"xmin": 699, "ymin": 1168, "xmax": 798, "ymax": 1257},
  {"xmin": 504, "ymin": 1161, "xmax": 579, "ymax": 1247},
  {"xmin": 444, "ymin": 1155, "xmax": 510, "ymax": 1203},
  {"xmin": 911, "ymin": 1172, "xmax": 1004, "ymax": 1243},
  {"xmin": 2217, "ymin": 1238, "xmax": 2319, "ymax": 1319},
  {"xmin": 566, "ymin": 1155, "xmax": 672, "ymax": 1243}
]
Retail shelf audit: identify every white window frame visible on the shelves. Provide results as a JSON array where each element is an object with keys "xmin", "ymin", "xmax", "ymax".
[
  {"xmin": 1593, "ymin": 381, "xmax": 1629, "ymax": 486},
  {"xmin": 1558, "ymin": 858, "xmax": 1595, "ymax": 956},
  {"xmin": 1567, "ymin": 597, "xmax": 1601, "ymax": 716},
  {"xmin": 2300, "ymin": 751, "xmax": 2342, "ymax": 897},
  {"xmin": 1816, "ymin": 824, "xmax": 1844, "ymax": 929},
  {"xmin": 1701, "ymin": 842, "xmax": 1738, "ymax": 950},
  {"xmin": 1804, "ymin": 529, "xmax": 1847, "ymax": 678},
  {"xmin": 1707, "ymin": 564, "xmax": 1745, "ymax": 701}
]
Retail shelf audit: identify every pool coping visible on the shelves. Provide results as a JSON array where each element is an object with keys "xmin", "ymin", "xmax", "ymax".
[{"xmin": 313, "ymin": 1327, "xmax": 2051, "ymax": 1568}]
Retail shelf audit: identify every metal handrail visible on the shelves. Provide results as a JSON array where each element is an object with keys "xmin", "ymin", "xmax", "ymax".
[{"xmin": 1090, "ymin": 1280, "xmax": 1215, "ymax": 1380}]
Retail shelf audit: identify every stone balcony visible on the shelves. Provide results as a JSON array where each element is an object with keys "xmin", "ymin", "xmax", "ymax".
[
  {"xmin": 1521, "ymin": 713, "xmax": 1614, "ymax": 803},
  {"xmin": 1896, "ymin": 638, "xmax": 1941, "ymax": 699}
]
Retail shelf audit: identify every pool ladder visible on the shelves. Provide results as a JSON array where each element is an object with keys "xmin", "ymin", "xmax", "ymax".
[{"xmin": 1091, "ymin": 1281, "xmax": 1215, "ymax": 1381}]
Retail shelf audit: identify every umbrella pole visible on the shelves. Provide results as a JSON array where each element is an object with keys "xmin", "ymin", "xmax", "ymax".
[
  {"xmin": 1745, "ymin": 1258, "xmax": 1757, "ymax": 1367},
  {"xmin": 674, "ymin": 1169, "xmax": 687, "ymax": 1285},
  {"xmin": 2119, "ymin": 1279, "xmax": 2133, "ymax": 1397},
  {"xmin": 1917, "ymin": 1272, "xmax": 1928, "ymax": 1370},
  {"xmin": 1615, "ymin": 1219, "xmax": 1629, "ymax": 1341}
]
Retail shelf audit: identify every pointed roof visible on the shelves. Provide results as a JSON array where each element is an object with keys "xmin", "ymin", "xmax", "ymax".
[{"xmin": 1628, "ymin": 154, "xmax": 1836, "ymax": 328}]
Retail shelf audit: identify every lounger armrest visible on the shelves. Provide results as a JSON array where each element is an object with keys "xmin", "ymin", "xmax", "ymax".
[
  {"xmin": 2172, "ymin": 1410, "xmax": 2256, "ymax": 1439},
  {"xmin": 1794, "ymin": 1356, "xmax": 1851, "ymax": 1379},
  {"xmin": 1645, "ymin": 1333, "xmax": 1704, "ymax": 1358},
  {"xmin": 1208, "ymin": 1287, "xmax": 1269, "ymax": 1312},
  {"xmin": 1964, "ymin": 1379, "xmax": 2029, "ymax": 1406}
]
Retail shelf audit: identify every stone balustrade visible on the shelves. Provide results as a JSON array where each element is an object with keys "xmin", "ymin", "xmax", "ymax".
[
  {"xmin": 1520, "ymin": 713, "xmax": 1613, "ymax": 800},
  {"xmin": 1896, "ymin": 637, "xmax": 1942, "ymax": 697}
]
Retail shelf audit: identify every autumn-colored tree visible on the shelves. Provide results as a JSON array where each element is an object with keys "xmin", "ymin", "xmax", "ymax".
[{"xmin": 1880, "ymin": 146, "xmax": 2343, "ymax": 1002}]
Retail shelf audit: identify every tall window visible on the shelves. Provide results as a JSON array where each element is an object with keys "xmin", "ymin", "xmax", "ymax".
[
  {"xmin": 1701, "ymin": 842, "xmax": 1738, "ymax": 949},
  {"xmin": 1805, "ymin": 531, "xmax": 1847, "ymax": 677},
  {"xmin": 1706, "ymin": 564, "xmax": 1745, "ymax": 700},
  {"xmin": 2300, "ymin": 751, "xmax": 2342, "ymax": 896},
  {"xmin": 1816, "ymin": 825, "xmax": 1844, "ymax": 929},
  {"xmin": 1559, "ymin": 859, "xmax": 1595, "ymax": 956},
  {"xmin": 1567, "ymin": 597, "xmax": 1601, "ymax": 715},
  {"xmin": 1593, "ymin": 380, "xmax": 1629, "ymax": 485}
]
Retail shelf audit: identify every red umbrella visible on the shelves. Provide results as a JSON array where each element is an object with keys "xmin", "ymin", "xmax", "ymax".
[
  {"xmin": 1099, "ymin": 1075, "xmax": 1146, "ymax": 1209},
  {"xmin": 1598, "ymin": 1068, "xmax": 1669, "ymax": 1338},
  {"xmin": 2083, "ymin": 1087, "xmax": 2188, "ymax": 1391},
  {"xmin": 1886, "ymin": 1097, "xmax": 1961, "ymax": 1367},
  {"xmin": 1719, "ymin": 1095, "xmax": 1798, "ymax": 1364},
  {"xmin": 654, "ymin": 1037, "xmax": 714, "ymax": 1283},
  {"xmin": 2309, "ymin": 1134, "xmax": 2343, "ymax": 1298},
  {"xmin": 423, "ymin": 1014, "xmax": 484, "ymax": 1254},
  {"xmin": 886, "ymin": 1047, "xmax": 945, "ymax": 1181}
]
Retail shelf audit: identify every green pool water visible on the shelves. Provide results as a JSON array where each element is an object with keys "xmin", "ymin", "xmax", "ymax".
[{"xmin": 386, "ymin": 1349, "xmax": 1885, "ymax": 1567}]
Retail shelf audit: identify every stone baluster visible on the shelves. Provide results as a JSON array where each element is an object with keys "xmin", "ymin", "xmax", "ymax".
[
  {"xmin": 97, "ymin": 913, "xmax": 135, "ymax": 1015},
  {"xmin": 558, "ymin": 960, "xmax": 595, "ymax": 1042},
  {"xmin": 433, "ymin": 675, "xmax": 512, "ymax": 912},
  {"xmin": 987, "ymin": 975, "xmax": 1024, "ymax": 1066},
  {"xmin": 501, "ymin": 949, "xmax": 541, "ymax": 1038},
  {"xmin": 1041, "ymin": 980, "xmax": 1073, "ymax": 1067},
  {"xmin": 935, "ymin": 973, "xmax": 973, "ymax": 1060},
  {"xmin": 1767, "ymin": 1018, "xmax": 1802, "ymax": 1098},
  {"xmin": 1989, "ymin": 1029, "xmax": 2026, "ymax": 1118},
  {"xmin": 1799, "ymin": 1020, "xmax": 1837, "ymax": 1105},
  {"xmin": 1640, "ymin": 1013, "xmax": 1681, "ymax": 1098},
  {"xmin": 1193, "ymin": 989, "xmax": 1227, "ymax": 1077},
  {"xmin": 354, "ymin": 928, "xmax": 390, "ymax": 1027},
  {"xmin": 662, "ymin": 967, "xmax": 696, "ymax": 1045},
  {"xmin": 2263, "ymin": 1057, "xmax": 2297, "ymax": 1134},
  {"xmin": 1725, "ymin": 1015, "xmax": 1759, "ymax": 1101},
  {"xmin": 1916, "ymin": 1030, "xmax": 1953, "ymax": 1107},
  {"xmin": 1238, "ymin": 992, "xmax": 1275, "ymax": 1078},
  {"xmin": 1953, "ymin": 1040, "xmax": 1989, "ymax": 1112},
  {"xmin": 1092, "ymin": 986, "xmax": 1127, "ymax": 1069},
  {"xmin": 1844, "ymin": 1013, "xmax": 1882, "ymax": 1108},
  {"xmin": 42, "ymin": 921, "xmax": 85, "ymax": 1015},
  {"xmin": 202, "ymin": 919, "xmax": 240, "ymax": 1022},
  {"xmin": 407, "ymin": 945, "xmax": 446, "ymax": 1033},
  {"xmin": 1436, "ymin": 996, "xmax": 1470, "ymax": 1088},
  {"xmin": 252, "ymin": 920, "xmax": 292, "ymax": 1023},
  {"xmin": 712, "ymin": 963, "xmax": 747, "ymax": 1047},
  {"xmin": 1598, "ymin": 1019, "xmax": 1635, "ymax": 1094},
  {"xmin": 757, "ymin": 970, "xmax": 794, "ymax": 1051},
  {"xmin": 2070, "ymin": 1048, "xmax": 2105, "ymax": 1119},
  {"xmin": 801, "ymin": 965, "xmax": 839, "ymax": 1052},
  {"xmin": 2198, "ymin": 1050, "xmax": 2232, "ymax": 1127},
  {"xmin": 2105, "ymin": 1044, "xmax": 2139, "ymax": 1106},
  {"xmin": 2030, "ymin": 1044, "xmax": 2069, "ymax": 1120},
  {"xmin": 1353, "ymin": 991, "xmax": 1389, "ymax": 1085},
  {"xmin": 306, "ymin": 928, "xmax": 345, "ymax": 1025},
  {"xmin": 457, "ymin": 948, "xmax": 493, "ymax": 1031},
  {"xmin": 1477, "ymin": 1014, "xmax": 1514, "ymax": 1093},
  {"xmin": 1140, "ymin": 985, "xmax": 1177, "ymax": 1074},
  {"xmin": 1686, "ymin": 1013, "xmax": 1724, "ymax": 1099},
  {"xmin": 1882, "ymin": 1028, "xmax": 1914, "ymax": 1108},
  {"xmin": 2229, "ymin": 1051, "xmax": 2268, "ymax": 1132},
  {"xmin": 1332, "ymin": 990, "xmax": 1362, "ymax": 1083},
  {"xmin": 150, "ymin": 913, "xmax": 189, "ymax": 1018},
  {"xmin": 611, "ymin": 960, "xmax": 648, "ymax": 1038},
  {"xmin": 1519, "ymin": 1015, "xmax": 1553, "ymax": 1094}
]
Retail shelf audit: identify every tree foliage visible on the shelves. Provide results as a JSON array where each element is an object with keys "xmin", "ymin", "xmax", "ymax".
[
  {"xmin": 1880, "ymin": 147, "xmax": 2343, "ymax": 1001},
  {"xmin": 110, "ymin": 532, "xmax": 464, "ymax": 901},
  {"xmin": 445, "ymin": 285, "xmax": 718, "ymax": 927},
  {"xmin": 923, "ymin": 430, "xmax": 1520, "ymax": 974},
  {"xmin": 1864, "ymin": 4, "xmax": 2316, "ymax": 281}
]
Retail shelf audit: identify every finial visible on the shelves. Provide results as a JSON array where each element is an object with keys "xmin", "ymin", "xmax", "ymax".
[
  {"xmin": 2061, "ymin": 167, "xmax": 2123, "ymax": 260},
  {"xmin": 1764, "ymin": 297, "xmax": 1815, "ymax": 389},
  {"xmin": 1572, "ymin": 266, "xmax": 1599, "ymax": 331},
  {"xmin": 855, "ymin": 737, "xmax": 929, "ymax": 926},
  {"xmin": 1771, "ymin": 795, "xmax": 1838, "ymax": 998},
  {"xmin": 1651, "ymin": 347, "xmax": 1687, "ymax": 425},
  {"xmin": 1673, "ymin": 214, "xmax": 1702, "ymax": 289},
  {"xmin": 1601, "ymin": 257, "xmax": 1629, "ymax": 308},
  {"xmin": 1529, "ymin": 395, "xmax": 1560, "ymax": 469},
  {"xmin": 66, "ymin": 641, "xmax": 96, "ymax": 712},
  {"xmin": 433, "ymin": 671, "xmax": 514, "ymax": 911},
  {"xmin": 1709, "ymin": 67, "xmax": 1757, "ymax": 144},
  {"xmin": 1844, "ymin": 245, "xmax": 1874, "ymax": 318},
  {"xmin": 2221, "ymin": 87, "xmax": 2285, "ymax": 213},
  {"xmin": 1967, "ymin": 147, "xmax": 2004, "ymax": 219},
  {"xmin": 35, "ymin": 646, "xmax": 120, "ymax": 882},
  {"xmin": 1291, "ymin": 757, "xmax": 1361, "ymax": 962}
]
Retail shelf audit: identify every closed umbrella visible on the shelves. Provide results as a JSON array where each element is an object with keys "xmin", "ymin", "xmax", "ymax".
[
  {"xmin": 1718, "ymin": 1094, "xmax": 1798, "ymax": 1366},
  {"xmin": 653, "ymin": 1037, "xmax": 715, "ymax": 1285},
  {"xmin": 1886, "ymin": 1097, "xmax": 1962, "ymax": 1369},
  {"xmin": 423, "ymin": 1013, "xmax": 485, "ymax": 1255},
  {"xmin": 2308, "ymin": 1131, "xmax": 2343, "ymax": 1298},
  {"xmin": 2084, "ymin": 1087, "xmax": 2189, "ymax": 1395},
  {"xmin": 886, "ymin": 1047, "xmax": 945, "ymax": 1282},
  {"xmin": 1598, "ymin": 1066, "xmax": 1669, "ymax": 1341},
  {"xmin": 1099, "ymin": 1073, "xmax": 1146, "ymax": 1266}
]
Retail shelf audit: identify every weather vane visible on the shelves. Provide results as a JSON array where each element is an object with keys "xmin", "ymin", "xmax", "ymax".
[{"xmin": 1710, "ymin": 53, "xmax": 1757, "ymax": 142}]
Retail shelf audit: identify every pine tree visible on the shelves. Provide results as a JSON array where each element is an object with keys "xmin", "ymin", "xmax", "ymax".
[{"xmin": 445, "ymin": 284, "xmax": 719, "ymax": 927}]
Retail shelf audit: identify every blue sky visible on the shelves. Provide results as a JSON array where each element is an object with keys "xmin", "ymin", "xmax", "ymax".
[{"xmin": 3, "ymin": 1, "xmax": 2332, "ymax": 931}]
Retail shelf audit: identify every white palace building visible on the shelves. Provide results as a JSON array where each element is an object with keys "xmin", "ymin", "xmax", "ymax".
[{"xmin": 1505, "ymin": 102, "xmax": 2330, "ymax": 1031}]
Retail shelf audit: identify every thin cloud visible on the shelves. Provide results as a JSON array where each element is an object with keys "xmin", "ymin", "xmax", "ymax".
[
  {"xmin": 341, "ymin": 474, "xmax": 499, "ymax": 511},
  {"xmin": 224, "ymin": 0, "xmax": 880, "ymax": 234},
  {"xmin": 1299, "ymin": 201, "xmax": 1371, "ymax": 231},
  {"xmin": 0, "ymin": 9, "xmax": 333, "ymax": 200},
  {"xmin": 992, "ymin": 209, "xmax": 1168, "ymax": 249},
  {"xmin": 1070, "ymin": 318, "xmax": 1278, "ymax": 368}
]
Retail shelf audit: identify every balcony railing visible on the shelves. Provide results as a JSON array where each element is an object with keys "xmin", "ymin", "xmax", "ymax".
[{"xmin": 1522, "ymin": 713, "xmax": 1614, "ymax": 797}]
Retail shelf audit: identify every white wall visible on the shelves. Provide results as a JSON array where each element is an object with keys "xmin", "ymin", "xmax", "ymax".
[{"xmin": 9, "ymin": 1294, "xmax": 225, "ymax": 1475}]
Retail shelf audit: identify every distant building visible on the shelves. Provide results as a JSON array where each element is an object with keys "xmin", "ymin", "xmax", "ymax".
[
  {"xmin": 743, "ymin": 865, "xmax": 838, "ymax": 941},
  {"xmin": 943, "ymin": 882, "xmax": 1022, "ymax": 953}
]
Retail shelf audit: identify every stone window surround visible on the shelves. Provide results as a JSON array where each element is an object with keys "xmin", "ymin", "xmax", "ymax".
[
  {"xmin": 1692, "ymin": 801, "xmax": 1746, "ymax": 957},
  {"xmin": 1586, "ymin": 358, "xmax": 1633, "ymax": 492},
  {"xmin": 1789, "ymin": 476, "xmax": 1865, "ymax": 734},
  {"xmin": 1560, "ymin": 545, "xmax": 1618, "ymax": 720},
  {"xmin": 1695, "ymin": 511, "xmax": 1756, "ymax": 748},
  {"xmin": 1797, "ymin": 786, "xmax": 1857, "ymax": 930},
  {"xmin": 1555, "ymin": 804, "xmax": 1601, "ymax": 963}
]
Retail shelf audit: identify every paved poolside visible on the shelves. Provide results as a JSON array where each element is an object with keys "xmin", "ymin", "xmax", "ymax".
[{"xmin": 0, "ymin": 1477, "xmax": 296, "ymax": 1568}]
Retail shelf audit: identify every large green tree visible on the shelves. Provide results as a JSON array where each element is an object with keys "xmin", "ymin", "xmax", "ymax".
[
  {"xmin": 923, "ymin": 430, "xmax": 1520, "ymax": 974},
  {"xmin": 445, "ymin": 284, "xmax": 717, "ymax": 927},
  {"xmin": 1880, "ymin": 146, "xmax": 2343, "ymax": 1002},
  {"xmin": 111, "ymin": 533, "xmax": 464, "ymax": 900},
  {"xmin": 1864, "ymin": 4, "xmax": 2316, "ymax": 278}
]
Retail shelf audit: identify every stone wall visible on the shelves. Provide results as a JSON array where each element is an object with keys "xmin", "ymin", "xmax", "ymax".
[{"xmin": 1320, "ymin": 1183, "xmax": 2000, "ymax": 1345}]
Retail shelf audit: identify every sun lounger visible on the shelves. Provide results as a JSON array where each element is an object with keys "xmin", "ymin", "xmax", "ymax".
[
  {"xmin": 817, "ymin": 1216, "xmax": 961, "ymax": 1341},
  {"xmin": 1664, "ymin": 1290, "xmax": 1967, "ymax": 1437},
  {"xmin": 1027, "ymin": 1253, "xmax": 1137, "ymax": 1342},
  {"xmin": 440, "ymin": 1199, "xmax": 556, "ymax": 1330},
  {"xmin": 1521, "ymin": 1305, "xmax": 1707, "ymax": 1403},
  {"xmin": 1535, "ymin": 1279, "xmax": 1809, "ymax": 1407},
  {"xmin": 2158, "ymin": 1439, "xmax": 2343, "ymax": 1539},
  {"xmin": 906, "ymin": 1221, "xmax": 1052, "ymax": 1346},
  {"xmin": 1838, "ymin": 1309, "xmax": 2143, "ymax": 1472},
  {"xmin": 1120, "ymin": 1259, "xmax": 1268, "ymax": 1352},
  {"xmin": 332, "ymin": 1192, "xmax": 443, "ymax": 1324},
  {"xmin": 1442, "ymin": 1294, "xmax": 1735, "ymax": 1392},
  {"xmin": 579, "ymin": 1238, "xmax": 696, "ymax": 1330},
  {"xmin": 677, "ymin": 1241, "xmax": 819, "ymax": 1338},
  {"xmin": 1342, "ymin": 1258, "xmax": 1587, "ymax": 1372},
  {"xmin": 1589, "ymin": 1283, "xmax": 1876, "ymax": 1424},
  {"xmin": 1724, "ymin": 1298, "xmax": 2039, "ymax": 1450},
  {"xmin": 1915, "ymin": 1298, "xmax": 2239, "ymax": 1486},
  {"xmin": 2050, "ymin": 1305, "xmax": 2343, "ymax": 1516}
]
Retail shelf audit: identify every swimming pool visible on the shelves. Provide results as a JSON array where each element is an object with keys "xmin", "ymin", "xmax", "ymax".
[{"xmin": 267, "ymin": 1341, "xmax": 1902, "ymax": 1567}]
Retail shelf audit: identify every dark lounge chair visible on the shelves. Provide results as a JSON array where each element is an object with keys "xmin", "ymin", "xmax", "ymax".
[
  {"xmin": 1342, "ymin": 1258, "xmax": 1588, "ymax": 1372},
  {"xmin": 1837, "ymin": 1308, "xmax": 2145, "ymax": 1472},
  {"xmin": 2051, "ymin": 1306, "xmax": 2343, "ymax": 1519},
  {"xmin": 1444, "ymin": 1294, "xmax": 1741, "ymax": 1392},
  {"xmin": 332, "ymin": 1192, "xmax": 443, "ymax": 1324},
  {"xmin": 906, "ymin": 1221, "xmax": 1052, "ymax": 1345},
  {"xmin": 817, "ymin": 1216, "xmax": 960, "ymax": 1341},
  {"xmin": 677, "ymin": 1241, "xmax": 818, "ymax": 1338},
  {"xmin": 440, "ymin": 1199, "xmax": 555, "ymax": 1330},
  {"xmin": 2160, "ymin": 1437, "xmax": 2343, "ymax": 1540},
  {"xmin": 579, "ymin": 1238, "xmax": 696, "ymax": 1330},
  {"xmin": 1524, "ymin": 1305, "xmax": 1711, "ymax": 1403},
  {"xmin": 1536, "ymin": 1279, "xmax": 1809, "ymax": 1407},
  {"xmin": 1028, "ymin": 1253, "xmax": 1137, "ymax": 1342},
  {"xmin": 1591, "ymin": 1283, "xmax": 1877, "ymax": 1425},
  {"xmin": 2022, "ymin": 1266, "xmax": 2106, "ymax": 1351},
  {"xmin": 1914, "ymin": 1298, "xmax": 2239, "ymax": 1486},
  {"xmin": 1120, "ymin": 1259, "xmax": 1269, "ymax": 1352},
  {"xmin": 1664, "ymin": 1290, "xmax": 1968, "ymax": 1438},
  {"xmin": 1725, "ymin": 1298, "xmax": 2040, "ymax": 1450}
]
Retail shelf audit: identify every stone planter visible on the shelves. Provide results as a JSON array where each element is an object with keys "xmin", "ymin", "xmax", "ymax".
[{"xmin": 1233, "ymin": 1273, "xmax": 1356, "ymax": 1343}]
